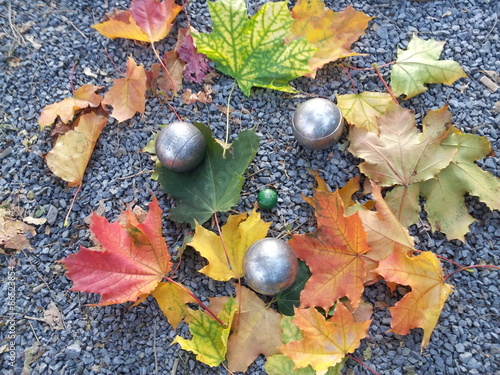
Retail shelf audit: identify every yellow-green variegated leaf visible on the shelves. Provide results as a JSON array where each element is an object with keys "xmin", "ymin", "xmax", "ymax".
[
  {"xmin": 336, "ymin": 92, "xmax": 393, "ymax": 133},
  {"xmin": 192, "ymin": 0, "xmax": 316, "ymax": 96},
  {"xmin": 390, "ymin": 34, "xmax": 467, "ymax": 99}
]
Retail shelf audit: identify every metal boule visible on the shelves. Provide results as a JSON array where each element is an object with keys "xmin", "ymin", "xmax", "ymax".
[
  {"xmin": 292, "ymin": 98, "xmax": 344, "ymax": 150},
  {"xmin": 243, "ymin": 238, "xmax": 298, "ymax": 296},
  {"xmin": 155, "ymin": 121, "xmax": 206, "ymax": 173}
]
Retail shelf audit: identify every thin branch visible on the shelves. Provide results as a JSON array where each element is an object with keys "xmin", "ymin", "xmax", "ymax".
[
  {"xmin": 64, "ymin": 183, "xmax": 82, "ymax": 227},
  {"xmin": 223, "ymin": 81, "xmax": 237, "ymax": 158}
]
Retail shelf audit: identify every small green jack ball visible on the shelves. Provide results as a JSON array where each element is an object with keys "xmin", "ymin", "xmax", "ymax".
[{"xmin": 257, "ymin": 188, "xmax": 278, "ymax": 210}]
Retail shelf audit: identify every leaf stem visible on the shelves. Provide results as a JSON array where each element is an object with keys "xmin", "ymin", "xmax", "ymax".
[
  {"xmin": 346, "ymin": 354, "xmax": 380, "ymax": 375},
  {"xmin": 340, "ymin": 64, "xmax": 358, "ymax": 94},
  {"xmin": 372, "ymin": 63, "xmax": 399, "ymax": 104},
  {"xmin": 444, "ymin": 264, "xmax": 500, "ymax": 282},
  {"xmin": 64, "ymin": 183, "xmax": 82, "ymax": 227},
  {"xmin": 411, "ymin": 248, "xmax": 467, "ymax": 270},
  {"xmin": 345, "ymin": 61, "xmax": 396, "ymax": 71},
  {"xmin": 151, "ymin": 43, "xmax": 178, "ymax": 95},
  {"xmin": 223, "ymin": 81, "xmax": 237, "ymax": 158},
  {"xmin": 165, "ymin": 276, "xmax": 226, "ymax": 327},
  {"xmin": 213, "ymin": 213, "xmax": 232, "ymax": 270}
]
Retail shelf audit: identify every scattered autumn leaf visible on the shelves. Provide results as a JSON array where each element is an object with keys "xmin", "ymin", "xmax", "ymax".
[
  {"xmin": 151, "ymin": 281, "xmax": 197, "ymax": 330},
  {"xmin": 38, "ymin": 84, "xmax": 103, "ymax": 129},
  {"xmin": 390, "ymin": 34, "xmax": 467, "ymax": 99},
  {"xmin": 60, "ymin": 198, "xmax": 171, "ymax": 305},
  {"xmin": 225, "ymin": 285, "xmax": 283, "ymax": 372},
  {"xmin": 45, "ymin": 111, "xmax": 107, "ymax": 186},
  {"xmin": 102, "ymin": 56, "xmax": 147, "ymax": 122},
  {"xmin": 172, "ymin": 297, "xmax": 237, "ymax": 367},
  {"xmin": 43, "ymin": 301, "xmax": 65, "ymax": 330},
  {"xmin": 375, "ymin": 250, "xmax": 454, "ymax": 348},
  {"xmin": 192, "ymin": 0, "xmax": 316, "ymax": 96},
  {"xmin": 147, "ymin": 50, "xmax": 185, "ymax": 100},
  {"xmin": 157, "ymin": 123, "xmax": 260, "ymax": 225},
  {"xmin": 336, "ymin": 92, "xmax": 394, "ymax": 133},
  {"xmin": 188, "ymin": 209, "xmax": 270, "ymax": 281},
  {"xmin": 348, "ymin": 103, "xmax": 456, "ymax": 188},
  {"xmin": 92, "ymin": 0, "xmax": 182, "ymax": 43},
  {"xmin": 289, "ymin": 189, "xmax": 370, "ymax": 310},
  {"xmin": 181, "ymin": 87, "xmax": 213, "ymax": 105},
  {"xmin": 0, "ymin": 208, "xmax": 36, "ymax": 253},
  {"xmin": 287, "ymin": 0, "xmax": 373, "ymax": 77},
  {"xmin": 176, "ymin": 28, "xmax": 214, "ymax": 84},
  {"xmin": 280, "ymin": 304, "xmax": 371, "ymax": 375}
]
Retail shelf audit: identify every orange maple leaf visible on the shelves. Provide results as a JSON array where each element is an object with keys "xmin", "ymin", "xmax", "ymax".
[
  {"xmin": 92, "ymin": 0, "xmax": 183, "ymax": 43},
  {"xmin": 375, "ymin": 250, "xmax": 454, "ymax": 348},
  {"xmin": 287, "ymin": 0, "xmax": 373, "ymax": 78},
  {"xmin": 289, "ymin": 189, "xmax": 371, "ymax": 310},
  {"xmin": 60, "ymin": 198, "xmax": 171, "ymax": 305},
  {"xmin": 280, "ymin": 303, "xmax": 371, "ymax": 375},
  {"xmin": 38, "ymin": 84, "xmax": 103, "ymax": 129},
  {"xmin": 102, "ymin": 56, "xmax": 147, "ymax": 123}
]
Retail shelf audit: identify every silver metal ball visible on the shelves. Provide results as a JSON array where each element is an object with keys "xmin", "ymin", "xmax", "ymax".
[
  {"xmin": 155, "ymin": 121, "xmax": 206, "ymax": 172},
  {"xmin": 292, "ymin": 98, "xmax": 344, "ymax": 150},
  {"xmin": 244, "ymin": 238, "xmax": 298, "ymax": 295}
]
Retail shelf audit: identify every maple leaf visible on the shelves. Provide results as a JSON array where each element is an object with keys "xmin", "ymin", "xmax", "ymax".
[
  {"xmin": 390, "ymin": 34, "xmax": 467, "ymax": 99},
  {"xmin": 287, "ymin": 1, "xmax": 373, "ymax": 77},
  {"xmin": 188, "ymin": 210, "xmax": 270, "ymax": 281},
  {"xmin": 375, "ymin": 250, "xmax": 454, "ymax": 348},
  {"xmin": 280, "ymin": 304, "xmax": 371, "ymax": 375},
  {"xmin": 224, "ymin": 285, "xmax": 282, "ymax": 372},
  {"xmin": 347, "ymin": 103, "xmax": 456, "ymax": 187},
  {"xmin": 102, "ymin": 57, "xmax": 147, "ymax": 122},
  {"xmin": 181, "ymin": 88, "xmax": 213, "ymax": 105},
  {"xmin": 176, "ymin": 28, "xmax": 214, "ymax": 84},
  {"xmin": 92, "ymin": 0, "xmax": 182, "ymax": 43},
  {"xmin": 60, "ymin": 198, "xmax": 172, "ymax": 305},
  {"xmin": 38, "ymin": 84, "xmax": 103, "ymax": 129},
  {"xmin": 266, "ymin": 316, "xmax": 346, "ymax": 375},
  {"xmin": 147, "ymin": 50, "xmax": 185, "ymax": 100},
  {"xmin": 336, "ymin": 92, "xmax": 393, "ymax": 133},
  {"xmin": 289, "ymin": 189, "xmax": 371, "ymax": 310},
  {"xmin": 151, "ymin": 282, "xmax": 196, "ymax": 330},
  {"xmin": 157, "ymin": 122, "xmax": 260, "ymax": 225},
  {"xmin": 172, "ymin": 297, "xmax": 237, "ymax": 367},
  {"xmin": 45, "ymin": 111, "xmax": 107, "ymax": 187},
  {"xmin": 191, "ymin": 0, "xmax": 316, "ymax": 96},
  {"xmin": 418, "ymin": 108, "xmax": 500, "ymax": 240},
  {"xmin": 0, "ymin": 208, "xmax": 36, "ymax": 254}
]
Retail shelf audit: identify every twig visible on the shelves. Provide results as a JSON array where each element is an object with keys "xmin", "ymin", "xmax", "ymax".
[
  {"xmin": 151, "ymin": 43, "xmax": 177, "ymax": 94},
  {"xmin": 347, "ymin": 353, "xmax": 380, "ymax": 374},
  {"xmin": 444, "ymin": 264, "xmax": 500, "ymax": 282},
  {"xmin": 27, "ymin": 320, "xmax": 41, "ymax": 343},
  {"xmin": 62, "ymin": 15, "xmax": 88, "ymax": 39},
  {"xmin": 114, "ymin": 169, "xmax": 155, "ymax": 181},
  {"xmin": 340, "ymin": 64, "xmax": 358, "ymax": 94},
  {"xmin": 64, "ymin": 183, "xmax": 82, "ymax": 227},
  {"xmin": 104, "ymin": 48, "xmax": 124, "ymax": 75},
  {"xmin": 171, "ymin": 358, "xmax": 179, "ymax": 375},
  {"xmin": 153, "ymin": 320, "xmax": 159, "ymax": 375},
  {"xmin": 70, "ymin": 61, "xmax": 78, "ymax": 95}
]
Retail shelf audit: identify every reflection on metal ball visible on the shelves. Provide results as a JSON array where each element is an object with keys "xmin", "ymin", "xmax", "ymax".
[
  {"xmin": 155, "ymin": 121, "xmax": 206, "ymax": 172},
  {"xmin": 292, "ymin": 98, "xmax": 344, "ymax": 150},
  {"xmin": 244, "ymin": 238, "xmax": 298, "ymax": 296}
]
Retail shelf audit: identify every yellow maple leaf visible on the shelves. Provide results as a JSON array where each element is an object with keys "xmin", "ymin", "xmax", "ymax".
[
  {"xmin": 151, "ymin": 282, "xmax": 196, "ymax": 330},
  {"xmin": 188, "ymin": 210, "xmax": 271, "ymax": 281},
  {"xmin": 287, "ymin": 0, "xmax": 373, "ymax": 77}
]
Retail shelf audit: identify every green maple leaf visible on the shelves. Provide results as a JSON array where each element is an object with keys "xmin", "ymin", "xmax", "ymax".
[
  {"xmin": 172, "ymin": 297, "xmax": 237, "ymax": 367},
  {"xmin": 276, "ymin": 260, "xmax": 311, "ymax": 316},
  {"xmin": 390, "ymin": 34, "xmax": 467, "ymax": 99},
  {"xmin": 157, "ymin": 122, "xmax": 260, "ymax": 225},
  {"xmin": 420, "ymin": 129, "xmax": 500, "ymax": 241},
  {"xmin": 191, "ymin": 0, "xmax": 316, "ymax": 96}
]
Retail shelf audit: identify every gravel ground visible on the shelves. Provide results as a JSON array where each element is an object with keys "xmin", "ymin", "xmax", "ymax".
[{"xmin": 1, "ymin": 0, "xmax": 499, "ymax": 374}]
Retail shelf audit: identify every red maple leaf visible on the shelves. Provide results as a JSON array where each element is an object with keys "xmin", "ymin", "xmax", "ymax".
[{"xmin": 60, "ymin": 198, "xmax": 171, "ymax": 305}]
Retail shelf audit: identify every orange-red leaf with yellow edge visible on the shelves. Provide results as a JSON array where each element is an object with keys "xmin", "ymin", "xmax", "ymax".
[
  {"xmin": 60, "ymin": 198, "xmax": 172, "ymax": 306},
  {"xmin": 375, "ymin": 250, "xmax": 454, "ymax": 348},
  {"xmin": 39, "ymin": 84, "xmax": 103, "ymax": 129},
  {"xmin": 92, "ymin": 9, "xmax": 150, "ymax": 42},
  {"xmin": 289, "ymin": 190, "xmax": 370, "ymax": 310},
  {"xmin": 102, "ymin": 57, "xmax": 146, "ymax": 123},
  {"xmin": 130, "ymin": 0, "xmax": 183, "ymax": 43},
  {"xmin": 280, "ymin": 303, "xmax": 371, "ymax": 375},
  {"xmin": 45, "ymin": 111, "xmax": 107, "ymax": 187},
  {"xmin": 287, "ymin": 0, "xmax": 373, "ymax": 78}
]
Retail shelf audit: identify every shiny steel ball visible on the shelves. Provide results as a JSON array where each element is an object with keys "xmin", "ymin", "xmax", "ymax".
[
  {"xmin": 155, "ymin": 121, "xmax": 206, "ymax": 172},
  {"xmin": 244, "ymin": 238, "xmax": 298, "ymax": 295},
  {"xmin": 292, "ymin": 98, "xmax": 344, "ymax": 150}
]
